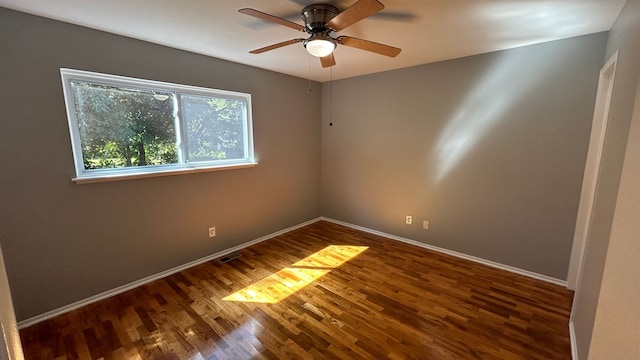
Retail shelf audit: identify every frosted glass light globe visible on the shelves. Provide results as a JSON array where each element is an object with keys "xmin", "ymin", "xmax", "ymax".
[{"xmin": 305, "ymin": 39, "xmax": 336, "ymax": 57}]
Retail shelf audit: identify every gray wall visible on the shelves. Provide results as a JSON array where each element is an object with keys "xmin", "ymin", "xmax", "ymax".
[
  {"xmin": 571, "ymin": 0, "xmax": 640, "ymax": 358},
  {"xmin": 321, "ymin": 33, "xmax": 607, "ymax": 280},
  {"xmin": 0, "ymin": 8, "xmax": 321, "ymax": 322}
]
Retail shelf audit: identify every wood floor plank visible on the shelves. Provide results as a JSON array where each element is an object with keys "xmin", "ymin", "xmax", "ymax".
[{"xmin": 20, "ymin": 221, "xmax": 573, "ymax": 359}]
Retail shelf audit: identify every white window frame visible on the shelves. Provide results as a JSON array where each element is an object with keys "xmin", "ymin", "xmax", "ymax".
[{"xmin": 60, "ymin": 68, "xmax": 256, "ymax": 184}]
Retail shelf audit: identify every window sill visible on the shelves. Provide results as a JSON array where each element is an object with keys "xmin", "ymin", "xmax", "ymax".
[{"xmin": 72, "ymin": 162, "xmax": 258, "ymax": 184}]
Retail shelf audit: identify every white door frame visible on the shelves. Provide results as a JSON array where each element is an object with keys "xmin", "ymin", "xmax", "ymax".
[
  {"xmin": 0, "ymin": 242, "xmax": 24, "ymax": 360},
  {"xmin": 566, "ymin": 51, "xmax": 619, "ymax": 290}
]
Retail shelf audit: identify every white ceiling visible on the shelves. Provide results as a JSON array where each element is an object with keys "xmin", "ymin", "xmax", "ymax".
[{"xmin": 0, "ymin": 0, "xmax": 626, "ymax": 82}]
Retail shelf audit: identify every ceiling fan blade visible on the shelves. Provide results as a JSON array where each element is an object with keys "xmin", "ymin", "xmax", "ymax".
[
  {"xmin": 327, "ymin": 0, "xmax": 384, "ymax": 31},
  {"xmin": 320, "ymin": 53, "xmax": 336, "ymax": 68},
  {"xmin": 337, "ymin": 36, "xmax": 401, "ymax": 57},
  {"xmin": 239, "ymin": 8, "xmax": 306, "ymax": 32},
  {"xmin": 249, "ymin": 39, "xmax": 305, "ymax": 54}
]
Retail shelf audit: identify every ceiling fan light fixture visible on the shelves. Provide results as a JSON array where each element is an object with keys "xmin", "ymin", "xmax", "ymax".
[{"xmin": 304, "ymin": 33, "xmax": 336, "ymax": 57}]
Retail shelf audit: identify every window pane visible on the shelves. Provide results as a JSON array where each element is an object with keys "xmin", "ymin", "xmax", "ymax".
[
  {"xmin": 180, "ymin": 94, "xmax": 246, "ymax": 163},
  {"xmin": 70, "ymin": 81, "xmax": 178, "ymax": 170}
]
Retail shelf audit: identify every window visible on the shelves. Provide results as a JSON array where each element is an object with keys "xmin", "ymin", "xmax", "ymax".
[{"xmin": 60, "ymin": 68, "xmax": 255, "ymax": 183}]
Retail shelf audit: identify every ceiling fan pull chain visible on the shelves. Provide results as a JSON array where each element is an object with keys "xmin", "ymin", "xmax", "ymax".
[{"xmin": 330, "ymin": 66, "xmax": 333, "ymax": 125}]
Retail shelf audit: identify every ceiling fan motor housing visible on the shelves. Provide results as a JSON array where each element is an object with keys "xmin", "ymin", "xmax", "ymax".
[{"xmin": 301, "ymin": 4, "xmax": 338, "ymax": 33}]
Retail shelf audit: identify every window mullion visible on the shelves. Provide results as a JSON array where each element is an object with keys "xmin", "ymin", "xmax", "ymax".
[{"xmin": 174, "ymin": 93, "xmax": 189, "ymax": 166}]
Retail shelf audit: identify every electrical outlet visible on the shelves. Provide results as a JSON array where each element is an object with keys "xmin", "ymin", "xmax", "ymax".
[
  {"xmin": 405, "ymin": 215, "xmax": 412, "ymax": 225},
  {"xmin": 423, "ymin": 220, "xmax": 429, "ymax": 230},
  {"xmin": 208, "ymin": 227, "xmax": 216, "ymax": 238}
]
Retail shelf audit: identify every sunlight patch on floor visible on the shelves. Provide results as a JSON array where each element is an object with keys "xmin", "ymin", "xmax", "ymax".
[{"xmin": 223, "ymin": 245, "xmax": 368, "ymax": 303}]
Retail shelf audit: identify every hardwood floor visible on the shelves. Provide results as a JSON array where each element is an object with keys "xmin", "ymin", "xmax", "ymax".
[{"xmin": 20, "ymin": 221, "xmax": 574, "ymax": 359}]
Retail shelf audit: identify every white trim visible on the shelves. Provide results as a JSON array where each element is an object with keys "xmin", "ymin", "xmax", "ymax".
[
  {"xmin": 569, "ymin": 320, "xmax": 579, "ymax": 360},
  {"xmin": 0, "ymin": 244, "xmax": 24, "ymax": 359},
  {"xmin": 566, "ymin": 51, "xmax": 619, "ymax": 290},
  {"xmin": 321, "ymin": 217, "xmax": 567, "ymax": 286},
  {"xmin": 18, "ymin": 215, "xmax": 568, "ymax": 328},
  {"xmin": 72, "ymin": 162, "xmax": 258, "ymax": 184},
  {"xmin": 17, "ymin": 217, "xmax": 321, "ymax": 329}
]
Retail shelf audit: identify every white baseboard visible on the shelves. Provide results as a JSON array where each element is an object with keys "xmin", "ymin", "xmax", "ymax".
[
  {"xmin": 18, "ymin": 216, "xmax": 568, "ymax": 328},
  {"xmin": 569, "ymin": 320, "xmax": 579, "ymax": 360},
  {"xmin": 17, "ymin": 217, "xmax": 322, "ymax": 329},
  {"xmin": 321, "ymin": 217, "xmax": 567, "ymax": 287}
]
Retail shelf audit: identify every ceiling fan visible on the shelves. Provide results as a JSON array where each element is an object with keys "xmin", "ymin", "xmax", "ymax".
[{"xmin": 238, "ymin": 0, "xmax": 401, "ymax": 68}]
